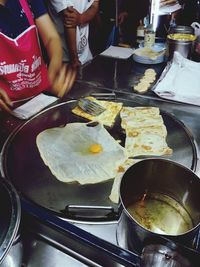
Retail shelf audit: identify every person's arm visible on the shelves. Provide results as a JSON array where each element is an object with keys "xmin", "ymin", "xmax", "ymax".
[
  {"xmin": 63, "ymin": 0, "xmax": 99, "ymax": 28},
  {"xmin": 0, "ymin": 88, "xmax": 12, "ymax": 113},
  {"xmin": 35, "ymin": 13, "xmax": 76, "ymax": 96},
  {"xmin": 118, "ymin": 12, "xmax": 128, "ymax": 25},
  {"xmin": 35, "ymin": 13, "xmax": 63, "ymax": 85},
  {"xmin": 119, "ymin": 0, "xmax": 149, "ymax": 25},
  {"xmin": 61, "ymin": 9, "xmax": 81, "ymax": 69},
  {"xmin": 65, "ymin": 27, "xmax": 81, "ymax": 68},
  {"xmin": 159, "ymin": 0, "xmax": 178, "ymax": 7},
  {"xmin": 118, "ymin": 0, "xmax": 129, "ymax": 24}
]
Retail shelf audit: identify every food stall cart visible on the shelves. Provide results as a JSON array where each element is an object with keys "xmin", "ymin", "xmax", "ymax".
[{"xmin": 1, "ymin": 51, "xmax": 200, "ymax": 266}]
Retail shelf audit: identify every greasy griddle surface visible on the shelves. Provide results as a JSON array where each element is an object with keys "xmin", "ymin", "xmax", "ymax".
[{"xmin": 2, "ymin": 99, "xmax": 197, "ymax": 221}]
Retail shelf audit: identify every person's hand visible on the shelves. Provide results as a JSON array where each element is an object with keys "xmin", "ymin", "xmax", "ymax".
[
  {"xmin": 63, "ymin": 7, "xmax": 82, "ymax": 28},
  {"xmin": 71, "ymin": 57, "xmax": 81, "ymax": 69},
  {"xmin": 118, "ymin": 11, "xmax": 128, "ymax": 25},
  {"xmin": 0, "ymin": 88, "xmax": 13, "ymax": 113},
  {"xmin": 50, "ymin": 64, "xmax": 77, "ymax": 98},
  {"xmin": 159, "ymin": 0, "xmax": 177, "ymax": 7},
  {"xmin": 48, "ymin": 56, "xmax": 63, "ymax": 86}
]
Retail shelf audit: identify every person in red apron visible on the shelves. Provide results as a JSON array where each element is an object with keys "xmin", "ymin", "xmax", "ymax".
[{"xmin": 0, "ymin": 0, "xmax": 75, "ymax": 112}]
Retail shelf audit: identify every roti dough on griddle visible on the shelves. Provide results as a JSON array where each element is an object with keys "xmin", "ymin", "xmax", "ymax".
[{"xmin": 36, "ymin": 123, "xmax": 127, "ymax": 184}]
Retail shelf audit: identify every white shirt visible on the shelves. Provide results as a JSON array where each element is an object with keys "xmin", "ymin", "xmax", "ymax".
[
  {"xmin": 50, "ymin": 0, "xmax": 94, "ymax": 14},
  {"xmin": 49, "ymin": 0, "xmax": 94, "ymax": 64}
]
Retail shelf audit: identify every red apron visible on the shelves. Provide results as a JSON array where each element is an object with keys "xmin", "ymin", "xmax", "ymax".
[{"xmin": 0, "ymin": 0, "xmax": 50, "ymax": 100}]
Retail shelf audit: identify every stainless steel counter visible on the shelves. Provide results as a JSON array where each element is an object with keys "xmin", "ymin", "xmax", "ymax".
[{"xmin": 1, "ymin": 55, "xmax": 200, "ymax": 266}]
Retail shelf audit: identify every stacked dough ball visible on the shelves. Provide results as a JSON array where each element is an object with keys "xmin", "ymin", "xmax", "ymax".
[{"xmin": 133, "ymin": 68, "xmax": 156, "ymax": 94}]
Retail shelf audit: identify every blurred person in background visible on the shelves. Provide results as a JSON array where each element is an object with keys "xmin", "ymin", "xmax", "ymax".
[
  {"xmin": 154, "ymin": 0, "xmax": 182, "ymax": 37},
  {"xmin": 159, "ymin": 0, "xmax": 200, "ymax": 25},
  {"xmin": 179, "ymin": 0, "xmax": 200, "ymax": 25},
  {"xmin": 118, "ymin": 0, "xmax": 149, "ymax": 46},
  {"xmin": 90, "ymin": 0, "xmax": 149, "ymax": 54},
  {"xmin": 89, "ymin": 0, "xmax": 149, "ymax": 54},
  {"xmin": 89, "ymin": 0, "xmax": 116, "ymax": 54},
  {"xmin": 0, "ymin": 0, "xmax": 75, "ymax": 113},
  {"xmin": 48, "ymin": 0, "xmax": 99, "ymax": 69}
]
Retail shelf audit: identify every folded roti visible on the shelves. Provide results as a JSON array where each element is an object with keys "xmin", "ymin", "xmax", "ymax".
[
  {"xmin": 120, "ymin": 106, "xmax": 163, "ymax": 129},
  {"xmin": 125, "ymin": 127, "xmax": 172, "ymax": 157},
  {"xmin": 120, "ymin": 106, "xmax": 173, "ymax": 157},
  {"xmin": 72, "ymin": 97, "xmax": 123, "ymax": 127}
]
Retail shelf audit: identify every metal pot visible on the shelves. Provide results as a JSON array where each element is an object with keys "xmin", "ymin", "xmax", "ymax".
[
  {"xmin": 117, "ymin": 159, "xmax": 200, "ymax": 254},
  {"xmin": 167, "ymin": 26, "xmax": 196, "ymax": 59},
  {"xmin": 0, "ymin": 177, "xmax": 21, "ymax": 265},
  {"xmin": 167, "ymin": 36, "xmax": 196, "ymax": 59},
  {"xmin": 140, "ymin": 243, "xmax": 191, "ymax": 267}
]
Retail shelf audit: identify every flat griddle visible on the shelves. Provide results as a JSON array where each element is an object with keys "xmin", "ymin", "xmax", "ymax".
[{"xmin": 1, "ymin": 98, "xmax": 198, "ymax": 222}]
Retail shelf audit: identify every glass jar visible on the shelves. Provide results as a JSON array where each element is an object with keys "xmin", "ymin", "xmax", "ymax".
[
  {"xmin": 144, "ymin": 24, "xmax": 155, "ymax": 48},
  {"xmin": 136, "ymin": 20, "xmax": 145, "ymax": 45}
]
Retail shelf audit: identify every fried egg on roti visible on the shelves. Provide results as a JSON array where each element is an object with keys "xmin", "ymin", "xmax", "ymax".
[{"xmin": 36, "ymin": 123, "xmax": 127, "ymax": 184}]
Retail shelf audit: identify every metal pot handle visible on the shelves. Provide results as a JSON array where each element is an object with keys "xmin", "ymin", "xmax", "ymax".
[
  {"xmin": 61, "ymin": 205, "xmax": 119, "ymax": 221},
  {"xmin": 22, "ymin": 199, "xmax": 141, "ymax": 267}
]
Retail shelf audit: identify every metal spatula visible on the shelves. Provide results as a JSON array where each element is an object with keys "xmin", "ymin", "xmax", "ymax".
[{"xmin": 77, "ymin": 98, "xmax": 106, "ymax": 116}]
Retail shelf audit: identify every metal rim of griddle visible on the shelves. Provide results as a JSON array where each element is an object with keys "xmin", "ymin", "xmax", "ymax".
[
  {"xmin": 0, "ymin": 177, "xmax": 21, "ymax": 264},
  {"xmin": 0, "ymin": 98, "xmax": 198, "ymax": 224}
]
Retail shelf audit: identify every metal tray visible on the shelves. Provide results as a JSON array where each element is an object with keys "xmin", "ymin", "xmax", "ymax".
[{"xmin": 1, "ymin": 98, "xmax": 198, "ymax": 223}]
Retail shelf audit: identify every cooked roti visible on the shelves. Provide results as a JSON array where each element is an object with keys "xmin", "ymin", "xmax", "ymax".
[
  {"xmin": 125, "ymin": 127, "xmax": 172, "ymax": 157},
  {"xmin": 109, "ymin": 158, "xmax": 139, "ymax": 203},
  {"xmin": 120, "ymin": 106, "xmax": 160, "ymax": 120},
  {"xmin": 120, "ymin": 106, "xmax": 164, "ymax": 129},
  {"xmin": 72, "ymin": 97, "xmax": 123, "ymax": 127},
  {"xmin": 120, "ymin": 106, "xmax": 172, "ymax": 157}
]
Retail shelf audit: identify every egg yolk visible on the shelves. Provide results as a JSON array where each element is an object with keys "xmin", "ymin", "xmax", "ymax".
[{"xmin": 89, "ymin": 143, "xmax": 103, "ymax": 154}]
